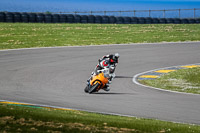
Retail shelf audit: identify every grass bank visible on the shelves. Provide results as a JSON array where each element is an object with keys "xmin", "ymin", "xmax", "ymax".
[
  {"xmin": 1, "ymin": 103, "xmax": 200, "ymax": 133},
  {"xmin": 140, "ymin": 67, "xmax": 200, "ymax": 94},
  {"xmin": 0, "ymin": 23, "xmax": 200, "ymax": 49}
]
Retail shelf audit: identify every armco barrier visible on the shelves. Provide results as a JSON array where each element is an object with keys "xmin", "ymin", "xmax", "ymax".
[{"xmin": 0, "ymin": 12, "xmax": 200, "ymax": 24}]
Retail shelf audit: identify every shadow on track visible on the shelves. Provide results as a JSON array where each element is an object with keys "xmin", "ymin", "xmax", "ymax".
[
  {"xmin": 90, "ymin": 92, "xmax": 135, "ymax": 95},
  {"xmin": 115, "ymin": 76, "xmax": 132, "ymax": 79}
]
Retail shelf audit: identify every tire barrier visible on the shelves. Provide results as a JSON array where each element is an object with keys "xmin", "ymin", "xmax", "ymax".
[
  {"xmin": 145, "ymin": 17, "xmax": 152, "ymax": 24},
  {"xmin": 66, "ymin": 14, "xmax": 74, "ymax": 23},
  {"xmin": 109, "ymin": 16, "xmax": 116, "ymax": 24},
  {"xmin": 131, "ymin": 17, "xmax": 138, "ymax": 24},
  {"xmin": 138, "ymin": 17, "xmax": 145, "ymax": 24},
  {"xmin": 36, "ymin": 13, "xmax": 45, "ymax": 23},
  {"xmin": 13, "ymin": 12, "xmax": 21, "ymax": 22},
  {"xmin": 188, "ymin": 19, "xmax": 196, "ymax": 24},
  {"xmin": 166, "ymin": 18, "xmax": 174, "ymax": 24},
  {"xmin": 74, "ymin": 15, "xmax": 81, "ymax": 23},
  {"xmin": 174, "ymin": 18, "xmax": 181, "ymax": 24},
  {"xmin": 152, "ymin": 18, "xmax": 159, "ymax": 24},
  {"xmin": 124, "ymin": 17, "xmax": 131, "ymax": 24},
  {"xmin": 196, "ymin": 18, "xmax": 200, "ymax": 24},
  {"xmin": 0, "ymin": 12, "xmax": 5, "ymax": 22},
  {"xmin": 28, "ymin": 13, "xmax": 36, "ymax": 23},
  {"xmin": 80, "ymin": 15, "xmax": 88, "ymax": 23},
  {"xmin": 102, "ymin": 16, "xmax": 109, "ymax": 24},
  {"xmin": 1, "ymin": 12, "xmax": 200, "ymax": 24},
  {"xmin": 5, "ymin": 12, "xmax": 14, "ymax": 22},
  {"xmin": 181, "ymin": 19, "xmax": 189, "ymax": 24},
  {"xmin": 95, "ymin": 16, "xmax": 102, "ymax": 23},
  {"xmin": 88, "ymin": 15, "xmax": 95, "ymax": 23},
  {"xmin": 159, "ymin": 18, "xmax": 166, "ymax": 24},
  {"xmin": 21, "ymin": 13, "xmax": 29, "ymax": 23},
  {"xmin": 116, "ymin": 17, "xmax": 124, "ymax": 24},
  {"xmin": 44, "ymin": 14, "xmax": 52, "ymax": 23},
  {"xmin": 59, "ymin": 14, "xmax": 67, "ymax": 23},
  {"xmin": 52, "ymin": 14, "xmax": 59, "ymax": 23}
]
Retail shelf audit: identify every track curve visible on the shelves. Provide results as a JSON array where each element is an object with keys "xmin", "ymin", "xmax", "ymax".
[{"xmin": 0, "ymin": 42, "xmax": 200, "ymax": 124}]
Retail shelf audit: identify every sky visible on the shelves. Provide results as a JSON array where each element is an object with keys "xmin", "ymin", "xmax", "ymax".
[{"xmin": 0, "ymin": 0, "xmax": 200, "ymax": 17}]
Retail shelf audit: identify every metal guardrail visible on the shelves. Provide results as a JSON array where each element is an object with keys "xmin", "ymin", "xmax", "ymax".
[{"xmin": 53, "ymin": 8, "xmax": 200, "ymax": 18}]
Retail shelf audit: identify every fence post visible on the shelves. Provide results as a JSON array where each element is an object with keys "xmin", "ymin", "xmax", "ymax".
[
  {"xmin": 179, "ymin": 9, "xmax": 181, "ymax": 18},
  {"xmin": 163, "ymin": 9, "xmax": 165, "ymax": 18},
  {"xmin": 134, "ymin": 10, "xmax": 136, "ymax": 17},
  {"xmin": 194, "ymin": 8, "xmax": 196, "ymax": 18},
  {"xmin": 149, "ymin": 10, "xmax": 151, "ymax": 17}
]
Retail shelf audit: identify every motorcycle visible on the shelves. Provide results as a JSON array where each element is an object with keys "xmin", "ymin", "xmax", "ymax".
[{"xmin": 84, "ymin": 65, "xmax": 115, "ymax": 94}]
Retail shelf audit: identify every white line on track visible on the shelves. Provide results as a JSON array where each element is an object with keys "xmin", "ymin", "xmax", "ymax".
[
  {"xmin": 0, "ymin": 99, "xmax": 195, "ymax": 125},
  {"xmin": 1, "ymin": 41, "xmax": 200, "ymax": 52},
  {"xmin": 132, "ymin": 63, "xmax": 200, "ymax": 96}
]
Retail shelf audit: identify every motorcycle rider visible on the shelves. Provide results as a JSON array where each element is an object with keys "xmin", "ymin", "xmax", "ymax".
[{"xmin": 88, "ymin": 53, "xmax": 120, "ymax": 91}]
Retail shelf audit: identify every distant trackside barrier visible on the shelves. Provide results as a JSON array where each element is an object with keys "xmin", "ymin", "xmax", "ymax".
[{"xmin": 0, "ymin": 12, "xmax": 200, "ymax": 24}]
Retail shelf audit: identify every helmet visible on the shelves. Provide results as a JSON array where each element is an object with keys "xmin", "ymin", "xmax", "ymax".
[
  {"xmin": 110, "ymin": 53, "xmax": 120, "ymax": 64},
  {"xmin": 114, "ymin": 53, "xmax": 120, "ymax": 58}
]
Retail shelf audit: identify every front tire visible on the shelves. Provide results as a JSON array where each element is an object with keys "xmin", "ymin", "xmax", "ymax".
[
  {"xmin": 88, "ymin": 83, "xmax": 99, "ymax": 94},
  {"xmin": 84, "ymin": 85, "xmax": 89, "ymax": 93}
]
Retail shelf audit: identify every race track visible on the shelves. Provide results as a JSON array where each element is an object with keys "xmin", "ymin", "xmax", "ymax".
[{"xmin": 0, "ymin": 42, "xmax": 200, "ymax": 124}]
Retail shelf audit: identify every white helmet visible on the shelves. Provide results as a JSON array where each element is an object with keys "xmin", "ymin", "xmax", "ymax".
[{"xmin": 114, "ymin": 53, "xmax": 120, "ymax": 58}]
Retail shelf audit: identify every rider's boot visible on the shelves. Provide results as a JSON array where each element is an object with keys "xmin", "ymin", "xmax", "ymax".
[{"xmin": 103, "ymin": 84, "xmax": 110, "ymax": 91}]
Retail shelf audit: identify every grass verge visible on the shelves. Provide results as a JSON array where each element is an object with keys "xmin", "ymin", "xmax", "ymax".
[
  {"xmin": 140, "ymin": 67, "xmax": 200, "ymax": 94},
  {"xmin": 1, "ymin": 103, "xmax": 200, "ymax": 133},
  {"xmin": 1, "ymin": 23, "xmax": 200, "ymax": 49}
]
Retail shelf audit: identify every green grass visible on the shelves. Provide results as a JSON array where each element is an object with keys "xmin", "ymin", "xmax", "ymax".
[
  {"xmin": 140, "ymin": 67, "xmax": 200, "ymax": 94},
  {"xmin": 1, "ymin": 23, "xmax": 200, "ymax": 49},
  {"xmin": 0, "ymin": 104, "xmax": 200, "ymax": 133}
]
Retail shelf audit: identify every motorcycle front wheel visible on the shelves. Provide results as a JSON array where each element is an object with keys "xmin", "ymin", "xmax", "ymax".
[
  {"xmin": 88, "ymin": 82, "xmax": 100, "ymax": 94},
  {"xmin": 84, "ymin": 85, "xmax": 89, "ymax": 93}
]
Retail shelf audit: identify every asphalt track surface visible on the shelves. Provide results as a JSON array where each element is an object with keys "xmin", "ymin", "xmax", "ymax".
[{"xmin": 0, "ymin": 42, "xmax": 200, "ymax": 124}]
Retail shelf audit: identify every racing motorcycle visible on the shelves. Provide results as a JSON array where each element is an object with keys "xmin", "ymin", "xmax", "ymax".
[{"xmin": 84, "ymin": 65, "xmax": 116, "ymax": 94}]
